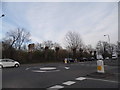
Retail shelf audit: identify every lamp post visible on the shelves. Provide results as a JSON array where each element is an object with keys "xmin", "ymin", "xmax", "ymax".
[
  {"xmin": 0, "ymin": 14, "xmax": 5, "ymax": 18},
  {"xmin": 104, "ymin": 34, "xmax": 110, "ymax": 44},
  {"xmin": 104, "ymin": 34, "xmax": 112, "ymax": 58}
]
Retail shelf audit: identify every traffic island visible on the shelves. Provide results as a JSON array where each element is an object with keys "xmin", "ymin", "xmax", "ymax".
[{"xmin": 86, "ymin": 72, "xmax": 115, "ymax": 78}]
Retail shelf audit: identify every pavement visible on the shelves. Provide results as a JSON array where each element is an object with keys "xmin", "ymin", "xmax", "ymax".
[{"xmin": 1, "ymin": 60, "xmax": 119, "ymax": 89}]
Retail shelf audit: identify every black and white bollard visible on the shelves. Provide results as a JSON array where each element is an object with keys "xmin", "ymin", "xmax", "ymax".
[{"xmin": 97, "ymin": 60, "xmax": 105, "ymax": 73}]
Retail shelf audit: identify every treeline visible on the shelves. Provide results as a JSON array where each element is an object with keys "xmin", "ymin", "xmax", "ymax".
[
  {"xmin": 2, "ymin": 44, "xmax": 96, "ymax": 64},
  {"xmin": 1, "ymin": 28, "xmax": 119, "ymax": 64}
]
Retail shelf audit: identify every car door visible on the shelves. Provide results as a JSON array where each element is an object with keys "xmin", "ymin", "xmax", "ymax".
[{"xmin": 6, "ymin": 59, "xmax": 15, "ymax": 67}]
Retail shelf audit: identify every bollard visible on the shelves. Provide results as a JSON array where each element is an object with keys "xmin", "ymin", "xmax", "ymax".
[
  {"xmin": 64, "ymin": 58, "xmax": 67, "ymax": 64},
  {"xmin": 97, "ymin": 60, "xmax": 105, "ymax": 73}
]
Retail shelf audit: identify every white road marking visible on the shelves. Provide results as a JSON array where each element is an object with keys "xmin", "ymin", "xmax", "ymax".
[
  {"xmin": 48, "ymin": 85, "xmax": 64, "ymax": 90},
  {"xmin": 76, "ymin": 77, "xmax": 86, "ymax": 81},
  {"xmin": 86, "ymin": 77, "xmax": 119, "ymax": 83},
  {"xmin": 32, "ymin": 70, "xmax": 47, "ymax": 72},
  {"xmin": 63, "ymin": 81, "xmax": 76, "ymax": 85},
  {"xmin": 32, "ymin": 70, "xmax": 60, "ymax": 73},
  {"xmin": 40, "ymin": 67, "xmax": 56, "ymax": 70},
  {"xmin": 25, "ymin": 68, "xmax": 30, "ymax": 70},
  {"xmin": 64, "ymin": 67, "xmax": 70, "ymax": 69}
]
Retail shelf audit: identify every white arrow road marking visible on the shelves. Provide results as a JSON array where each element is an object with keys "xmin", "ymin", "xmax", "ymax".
[
  {"xmin": 25, "ymin": 68, "xmax": 30, "ymax": 70},
  {"xmin": 64, "ymin": 67, "xmax": 70, "ymax": 69},
  {"xmin": 76, "ymin": 77, "xmax": 86, "ymax": 81},
  {"xmin": 47, "ymin": 85, "xmax": 64, "ymax": 90},
  {"xmin": 63, "ymin": 81, "xmax": 76, "ymax": 85}
]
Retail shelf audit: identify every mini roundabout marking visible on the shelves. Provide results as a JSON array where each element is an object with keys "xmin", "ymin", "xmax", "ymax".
[{"xmin": 26, "ymin": 66, "xmax": 70, "ymax": 73}]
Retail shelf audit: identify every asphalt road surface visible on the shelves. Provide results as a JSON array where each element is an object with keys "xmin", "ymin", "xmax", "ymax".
[{"xmin": 2, "ymin": 60, "xmax": 119, "ymax": 89}]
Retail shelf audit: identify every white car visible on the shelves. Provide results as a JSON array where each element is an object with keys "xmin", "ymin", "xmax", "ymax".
[{"xmin": 0, "ymin": 59, "xmax": 20, "ymax": 68}]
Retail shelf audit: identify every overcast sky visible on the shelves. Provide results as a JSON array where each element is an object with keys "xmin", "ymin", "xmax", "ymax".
[{"xmin": 0, "ymin": 1, "xmax": 118, "ymax": 48}]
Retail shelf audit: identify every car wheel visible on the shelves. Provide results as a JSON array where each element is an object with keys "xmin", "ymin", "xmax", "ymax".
[{"xmin": 15, "ymin": 64, "xmax": 19, "ymax": 68}]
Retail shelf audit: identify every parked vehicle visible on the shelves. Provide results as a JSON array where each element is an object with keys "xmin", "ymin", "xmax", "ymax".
[
  {"xmin": 64, "ymin": 58, "xmax": 75, "ymax": 63},
  {"xmin": 79, "ymin": 57, "xmax": 87, "ymax": 62},
  {"xmin": 112, "ymin": 53, "xmax": 118, "ymax": 60},
  {"xmin": 82, "ymin": 57, "xmax": 88, "ymax": 61},
  {"xmin": 0, "ymin": 59, "xmax": 20, "ymax": 68},
  {"xmin": 105, "ymin": 57, "xmax": 109, "ymax": 60},
  {"xmin": 90, "ymin": 57, "xmax": 95, "ymax": 61},
  {"xmin": 112, "ymin": 55, "xmax": 117, "ymax": 60}
]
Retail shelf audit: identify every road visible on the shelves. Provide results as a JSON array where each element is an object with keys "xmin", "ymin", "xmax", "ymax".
[{"xmin": 2, "ymin": 60, "xmax": 119, "ymax": 89}]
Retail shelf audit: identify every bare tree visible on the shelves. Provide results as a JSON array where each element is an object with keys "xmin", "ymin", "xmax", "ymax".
[
  {"xmin": 64, "ymin": 31, "xmax": 83, "ymax": 58},
  {"xmin": 43, "ymin": 40, "xmax": 54, "ymax": 50},
  {"xmin": 5, "ymin": 28, "xmax": 31, "ymax": 49},
  {"xmin": 34, "ymin": 43, "xmax": 44, "ymax": 51},
  {"xmin": 53, "ymin": 42, "xmax": 62, "ymax": 50},
  {"xmin": 85, "ymin": 44, "xmax": 94, "ymax": 56},
  {"xmin": 42, "ymin": 40, "xmax": 54, "ymax": 60},
  {"xmin": 96, "ymin": 41, "xmax": 115, "ymax": 59},
  {"xmin": 96, "ymin": 41, "xmax": 105, "ymax": 55},
  {"xmin": 53, "ymin": 42, "xmax": 62, "ymax": 60}
]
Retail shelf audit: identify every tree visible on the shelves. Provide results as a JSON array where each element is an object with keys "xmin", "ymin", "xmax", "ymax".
[
  {"xmin": 43, "ymin": 40, "xmax": 53, "ymax": 49},
  {"xmin": 96, "ymin": 41, "xmax": 115, "ymax": 59},
  {"xmin": 34, "ymin": 43, "xmax": 44, "ymax": 51},
  {"xmin": 85, "ymin": 45, "xmax": 94, "ymax": 59},
  {"xmin": 42, "ymin": 40, "xmax": 54, "ymax": 60},
  {"xmin": 5, "ymin": 28, "xmax": 31, "ymax": 50},
  {"xmin": 53, "ymin": 42, "xmax": 62, "ymax": 60},
  {"xmin": 64, "ymin": 31, "xmax": 83, "ymax": 59}
]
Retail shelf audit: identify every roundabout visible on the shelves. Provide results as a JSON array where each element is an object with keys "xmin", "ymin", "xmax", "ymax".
[{"xmin": 25, "ymin": 66, "xmax": 70, "ymax": 73}]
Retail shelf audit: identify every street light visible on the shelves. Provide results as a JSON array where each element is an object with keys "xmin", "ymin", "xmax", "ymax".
[
  {"xmin": 0, "ymin": 14, "xmax": 5, "ymax": 18},
  {"xmin": 104, "ymin": 34, "xmax": 112, "ymax": 57},
  {"xmin": 104, "ymin": 34, "xmax": 110, "ymax": 44}
]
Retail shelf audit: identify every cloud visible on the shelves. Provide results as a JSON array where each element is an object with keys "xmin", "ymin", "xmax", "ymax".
[{"xmin": 2, "ymin": 2, "xmax": 118, "ymax": 48}]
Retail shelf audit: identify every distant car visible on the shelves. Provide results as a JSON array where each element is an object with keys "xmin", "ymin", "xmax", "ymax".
[
  {"xmin": 79, "ymin": 57, "xmax": 87, "ymax": 62},
  {"xmin": 105, "ymin": 57, "xmax": 109, "ymax": 60},
  {"xmin": 82, "ymin": 57, "xmax": 87, "ymax": 61},
  {"xmin": 0, "ymin": 59, "xmax": 20, "ymax": 68},
  {"xmin": 112, "ymin": 55, "xmax": 117, "ymax": 60},
  {"xmin": 64, "ymin": 58, "xmax": 75, "ymax": 63},
  {"xmin": 90, "ymin": 57, "xmax": 95, "ymax": 61}
]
